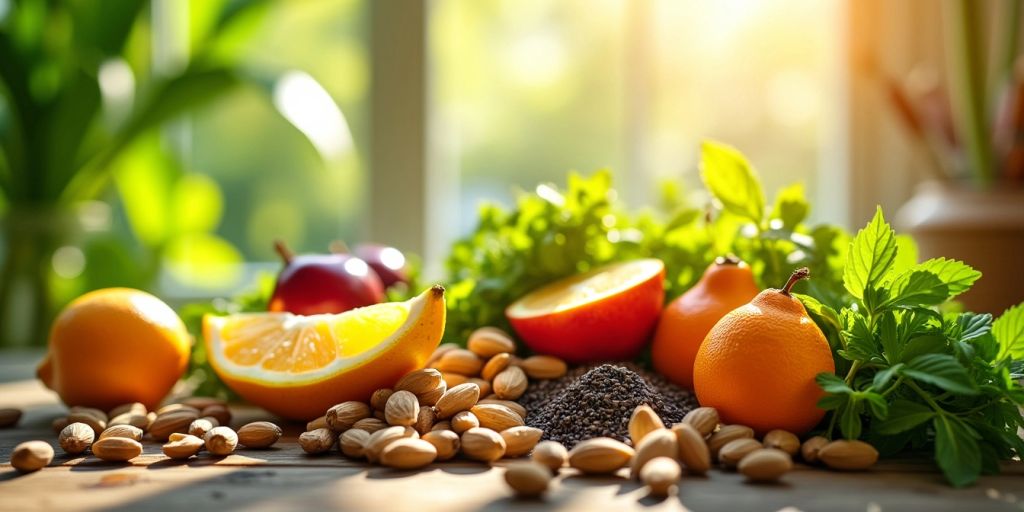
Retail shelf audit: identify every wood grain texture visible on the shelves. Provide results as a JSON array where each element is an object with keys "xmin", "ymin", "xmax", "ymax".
[{"xmin": 2, "ymin": 378, "xmax": 1023, "ymax": 511}]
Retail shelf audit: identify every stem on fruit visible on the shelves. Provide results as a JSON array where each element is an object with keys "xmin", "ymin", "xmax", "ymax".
[
  {"xmin": 329, "ymin": 240, "xmax": 350, "ymax": 254},
  {"xmin": 715, "ymin": 254, "xmax": 741, "ymax": 266},
  {"xmin": 781, "ymin": 267, "xmax": 810, "ymax": 296},
  {"xmin": 274, "ymin": 240, "xmax": 294, "ymax": 264}
]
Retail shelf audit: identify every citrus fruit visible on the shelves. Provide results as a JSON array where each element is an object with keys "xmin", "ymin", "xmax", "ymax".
[
  {"xmin": 652, "ymin": 257, "xmax": 759, "ymax": 388},
  {"xmin": 37, "ymin": 288, "xmax": 190, "ymax": 410},
  {"xmin": 505, "ymin": 259, "xmax": 665, "ymax": 363},
  {"xmin": 204, "ymin": 285, "xmax": 446, "ymax": 419},
  {"xmin": 693, "ymin": 268, "xmax": 834, "ymax": 435}
]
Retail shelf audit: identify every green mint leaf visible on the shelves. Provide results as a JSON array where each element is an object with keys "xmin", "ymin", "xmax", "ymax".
[
  {"xmin": 862, "ymin": 391, "xmax": 889, "ymax": 419},
  {"xmin": 994, "ymin": 302, "xmax": 1024, "ymax": 360},
  {"xmin": 874, "ymin": 399, "xmax": 935, "ymax": 434},
  {"xmin": 816, "ymin": 372, "xmax": 852, "ymax": 394},
  {"xmin": 839, "ymin": 398, "xmax": 864, "ymax": 439},
  {"xmin": 882, "ymin": 258, "xmax": 981, "ymax": 309},
  {"xmin": 872, "ymin": 363, "xmax": 903, "ymax": 389},
  {"xmin": 842, "ymin": 312, "xmax": 878, "ymax": 361},
  {"xmin": 955, "ymin": 312, "xmax": 993, "ymax": 343},
  {"xmin": 817, "ymin": 393, "xmax": 847, "ymax": 410},
  {"xmin": 891, "ymin": 234, "xmax": 919, "ymax": 274},
  {"xmin": 795, "ymin": 293, "xmax": 841, "ymax": 333},
  {"xmin": 700, "ymin": 140, "xmax": 766, "ymax": 224},
  {"xmin": 903, "ymin": 354, "xmax": 978, "ymax": 395},
  {"xmin": 899, "ymin": 333, "xmax": 948, "ymax": 363},
  {"xmin": 769, "ymin": 183, "xmax": 808, "ymax": 230},
  {"xmin": 843, "ymin": 206, "xmax": 897, "ymax": 300},
  {"xmin": 934, "ymin": 415, "xmax": 982, "ymax": 487}
]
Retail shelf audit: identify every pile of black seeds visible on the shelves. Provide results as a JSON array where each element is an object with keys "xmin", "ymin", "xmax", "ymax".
[{"xmin": 521, "ymin": 363, "xmax": 698, "ymax": 448}]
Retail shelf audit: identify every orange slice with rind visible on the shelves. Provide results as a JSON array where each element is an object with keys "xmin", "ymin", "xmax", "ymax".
[{"xmin": 204, "ymin": 285, "xmax": 445, "ymax": 419}]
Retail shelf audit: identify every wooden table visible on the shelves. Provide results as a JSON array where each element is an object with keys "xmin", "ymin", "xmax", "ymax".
[{"xmin": 1, "ymin": 351, "xmax": 1022, "ymax": 512}]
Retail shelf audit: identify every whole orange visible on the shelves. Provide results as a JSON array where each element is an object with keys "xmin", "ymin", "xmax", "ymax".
[
  {"xmin": 652, "ymin": 257, "xmax": 759, "ymax": 389},
  {"xmin": 693, "ymin": 268, "xmax": 834, "ymax": 435},
  {"xmin": 37, "ymin": 288, "xmax": 190, "ymax": 410}
]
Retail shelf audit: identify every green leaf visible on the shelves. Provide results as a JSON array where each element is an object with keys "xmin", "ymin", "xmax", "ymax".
[
  {"xmin": 899, "ymin": 333, "xmax": 948, "ymax": 364},
  {"xmin": 872, "ymin": 363, "xmax": 903, "ymax": 389},
  {"xmin": 700, "ymin": 140, "xmax": 766, "ymax": 224},
  {"xmin": 882, "ymin": 258, "xmax": 981, "ymax": 308},
  {"xmin": 956, "ymin": 313, "xmax": 993, "ymax": 343},
  {"xmin": 934, "ymin": 415, "xmax": 982, "ymax": 487},
  {"xmin": 891, "ymin": 234, "xmax": 919, "ymax": 274},
  {"xmin": 172, "ymin": 173, "xmax": 224, "ymax": 234},
  {"xmin": 770, "ymin": 183, "xmax": 808, "ymax": 230},
  {"xmin": 817, "ymin": 393, "xmax": 847, "ymax": 410},
  {"xmin": 862, "ymin": 391, "xmax": 889, "ymax": 419},
  {"xmin": 816, "ymin": 372, "xmax": 852, "ymax": 394},
  {"xmin": 796, "ymin": 293, "xmax": 841, "ymax": 333},
  {"xmin": 874, "ymin": 400, "xmax": 935, "ymax": 434},
  {"xmin": 903, "ymin": 354, "xmax": 978, "ymax": 395},
  {"xmin": 843, "ymin": 207, "xmax": 898, "ymax": 300},
  {"xmin": 839, "ymin": 398, "xmax": 863, "ymax": 439},
  {"xmin": 994, "ymin": 302, "xmax": 1024, "ymax": 360}
]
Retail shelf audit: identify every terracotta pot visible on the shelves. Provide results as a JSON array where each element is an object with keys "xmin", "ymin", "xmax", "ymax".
[{"xmin": 895, "ymin": 182, "xmax": 1024, "ymax": 314}]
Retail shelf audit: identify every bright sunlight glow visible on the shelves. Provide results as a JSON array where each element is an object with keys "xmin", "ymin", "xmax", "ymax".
[{"xmin": 273, "ymin": 71, "xmax": 353, "ymax": 160}]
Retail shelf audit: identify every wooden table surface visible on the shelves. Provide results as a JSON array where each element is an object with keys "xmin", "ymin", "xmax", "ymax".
[{"xmin": 1, "ymin": 351, "xmax": 1023, "ymax": 512}]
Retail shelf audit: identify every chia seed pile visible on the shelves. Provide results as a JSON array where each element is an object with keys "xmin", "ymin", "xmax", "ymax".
[{"xmin": 519, "ymin": 363, "xmax": 698, "ymax": 448}]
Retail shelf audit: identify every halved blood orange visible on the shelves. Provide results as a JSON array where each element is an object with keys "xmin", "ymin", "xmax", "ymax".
[
  {"xmin": 204, "ymin": 285, "xmax": 445, "ymax": 420},
  {"xmin": 505, "ymin": 259, "xmax": 665, "ymax": 363}
]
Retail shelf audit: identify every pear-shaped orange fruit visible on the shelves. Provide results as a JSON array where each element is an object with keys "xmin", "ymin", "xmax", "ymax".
[
  {"xmin": 693, "ymin": 268, "xmax": 834, "ymax": 435},
  {"xmin": 652, "ymin": 257, "xmax": 759, "ymax": 389}
]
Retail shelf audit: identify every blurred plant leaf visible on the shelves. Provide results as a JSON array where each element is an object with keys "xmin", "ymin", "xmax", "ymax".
[
  {"xmin": 173, "ymin": 173, "xmax": 223, "ymax": 234},
  {"xmin": 164, "ymin": 232, "xmax": 243, "ymax": 290}
]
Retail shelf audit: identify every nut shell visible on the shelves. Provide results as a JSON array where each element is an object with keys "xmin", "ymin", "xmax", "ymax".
[
  {"xmin": 504, "ymin": 461, "xmax": 551, "ymax": 498},
  {"xmin": 237, "ymin": 421, "xmax": 283, "ymax": 448},
  {"xmin": 461, "ymin": 427, "xmax": 506, "ymax": 462},
  {"xmin": 12, "ymin": 441, "xmax": 54, "ymax": 472}
]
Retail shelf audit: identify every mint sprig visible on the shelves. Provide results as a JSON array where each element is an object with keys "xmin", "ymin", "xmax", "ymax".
[{"xmin": 808, "ymin": 208, "xmax": 1024, "ymax": 487}]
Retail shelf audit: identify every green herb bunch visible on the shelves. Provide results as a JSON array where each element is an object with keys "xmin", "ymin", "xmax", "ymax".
[{"xmin": 800, "ymin": 208, "xmax": 1024, "ymax": 487}]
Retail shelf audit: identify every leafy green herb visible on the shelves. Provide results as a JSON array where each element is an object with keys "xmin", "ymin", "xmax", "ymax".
[{"xmin": 809, "ymin": 208, "xmax": 1024, "ymax": 487}]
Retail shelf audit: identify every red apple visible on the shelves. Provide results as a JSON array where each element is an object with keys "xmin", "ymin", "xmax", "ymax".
[
  {"xmin": 505, "ymin": 259, "xmax": 665, "ymax": 363},
  {"xmin": 354, "ymin": 243, "xmax": 409, "ymax": 288},
  {"xmin": 268, "ymin": 241, "xmax": 385, "ymax": 315}
]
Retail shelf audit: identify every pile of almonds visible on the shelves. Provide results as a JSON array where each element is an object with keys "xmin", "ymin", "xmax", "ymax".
[
  {"xmin": 9, "ymin": 397, "xmax": 284, "ymax": 473},
  {"xmin": 298, "ymin": 327, "xmax": 568, "ymax": 469},
  {"xmin": 503, "ymin": 404, "xmax": 881, "ymax": 499}
]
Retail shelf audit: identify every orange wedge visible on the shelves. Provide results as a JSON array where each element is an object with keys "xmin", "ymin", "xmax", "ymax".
[{"xmin": 204, "ymin": 285, "xmax": 445, "ymax": 419}]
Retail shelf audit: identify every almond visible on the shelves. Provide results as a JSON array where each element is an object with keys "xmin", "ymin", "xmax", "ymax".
[
  {"xmin": 763, "ymin": 429, "xmax": 800, "ymax": 456},
  {"xmin": 707, "ymin": 424, "xmax": 754, "ymax": 460},
  {"xmin": 719, "ymin": 438, "xmax": 763, "ymax": 469},
  {"xmin": 568, "ymin": 437, "xmax": 635, "ymax": 474},
  {"xmin": 100, "ymin": 424, "xmax": 144, "ymax": 442},
  {"xmin": 442, "ymin": 372, "xmax": 469, "ymax": 388},
  {"xmin": 461, "ymin": 427, "xmax": 506, "ymax": 462},
  {"xmin": 629, "ymin": 405, "xmax": 665, "ymax": 446},
  {"xmin": 370, "ymin": 389, "xmax": 394, "ymax": 411},
  {"xmin": 201, "ymin": 404, "xmax": 231, "ymax": 426},
  {"xmin": 426, "ymin": 342, "xmax": 459, "ymax": 368},
  {"xmin": 69, "ymin": 406, "xmax": 108, "ymax": 421},
  {"xmin": 237, "ymin": 421, "xmax": 282, "ymax": 448},
  {"xmin": 385, "ymin": 391, "xmax": 420, "ymax": 426},
  {"xmin": 477, "ymin": 399, "xmax": 526, "ymax": 419},
  {"xmin": 299, "ymin": 428, "xmax": 335, "ymax": 455},
  {"xmin": 471, "ymin": 404, "xmax": 524, "ymax": 432},
  {"xmin": 481, "ymin": 353, "xmax": 512, "ymax": 382},
  {"xmin": 492, "ymin": 366, "xmax": 528, "ymax": 400},
  {"xmin": 108, "ymin": 402, "xmax": 146, "ymax": 419},
  {"xmin": 327, "ymin": 401, "xmax": 371, "ymax": 431},
  {"xmin": 162, "ymin": 434, "xmax": 204, "ymax": 459},
  {"xmin": 109, "ymin": 412, "xmax": 150, "ymax": 431},
  {"xmin": 800, "ymin": 436, "xmax": 829, "ymax": 464},
  {"xmin": 92, "ymin": 437, "xmax": 143, "ymax": 462},
  {"xmin": 380, "ymin": 438, "xmax": 437, "ymax": 469},
  {"xmin": 365, "ymin": 425, "xmax": 415, "ymax": 463},
  {"xmin": 518, "ymin": 355, "xmax": 567, "ymax": 380},
  {"xmin": 671, "ymin": 422, "xmax": 711, "ymax": 474},
  {"xmin": 422, "ymin": 430, "xmax": 460, "ymax": 461},
  {"xmin": 180, "ymin": 397, "xmax": 226, "ymax": 411},
  {"xmin": 59, "ymin": 423, "xmax": 94, "ymax": 455},
  {"xmin": 738, "ymin": 448, "xmax": 792, "ymax": 482},
  {"xmin": 468, "ymin": 378, "xmax": 492, "ymax": 398},
  {"xmin": 431, "ymin": 420, "xmax": 452, "ymax": 432},
  {"xmin": 434, "ymin": 382, "xmax": 481, "ymax": 419},
  {"xmin": 531, "ymin": 440, "xmax": 568, "ymax": 472},
  {"xmin": 500, "ymin": 426, "xmax": 543, "ymax": 458},
  {"xmin": 396, "ymin": 368, "xmax": 444, "ymax": 395},
  {"xmin": 352, "ymin": 417, "xmax": 389, "ymax": 434},
  {"xmin": 451, "ymin": 411, "xmax": 480, "ymax": 434},
  {"xmin": 640, "ymin": 457, "xmax": 680, "ymax": 498},
  {"xmin": 187, "ymin": 418, "xmax": 217, "ymax": 438},
  {"xmin": 435, "ymin": 349, "xmax": 483, "ymax": 376},
  {"xmin": 340, "ymin": 428, "xmax": 371, "ymax": 459},
  {"xmin": 204, "ymin": 426, "xmax": 238, "ymax": 456},
  {"xmin": 156, "ymin": 404, "xmax": 200, "ymax": 416},
  {"xmin": 467, "ymin": 327, "xmax": 516, "ymax": 358},
  {"xmin": 681, "ymin": 407, "xmax": 719, "ymax": 437},
  {"xmin": 149, "ymin": 410, "xmax": 199, "ymax": 441},
  {"xmin": 414, "ymin": 407, "xmax": 435, "ymax": 435},
  {"xmin": 67, "ymin": 410, "xmax": 106, "ymax": 437},
  {"xmin": 307, "ymin": 415, "xmax": 329, "ymax": 431},
  {"xmin": 52, "ymin": 416, "xmax": 69, "ymax": 433},
  {"xmin": 504, "ymin": 461, "xmax": 551, "ymax": 498},
  {"xmin": 11, "ymin": 441, "xmax": 53, "ymax": 472},
  {"xmin": 417, "ymin": 381, "xmax": 447, "ymax": 406},
  {"xmin": 630, "ymin": 429, "xmax": 678, "ymax": 478},
  {"xmin": 817, "ymin": 440, "xmax": 878, "ymax": 470}
]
